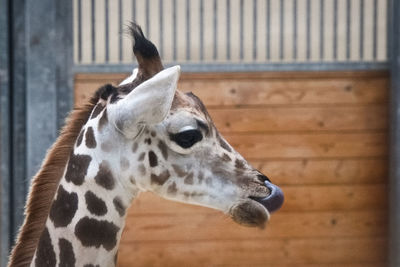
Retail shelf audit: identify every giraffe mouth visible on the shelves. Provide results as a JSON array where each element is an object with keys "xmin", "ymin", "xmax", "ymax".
[{"xmin": 249, "ymin": 181, "xmax": 284, "ymax": 213}]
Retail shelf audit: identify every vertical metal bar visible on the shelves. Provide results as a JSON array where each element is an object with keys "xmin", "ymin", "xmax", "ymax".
[
  {"xmin": 159, "ymin": 0, "xmax": 164, "ymax": 58},
  {"xmin": 78, "ymin": 0, "xmax": 82, "ymax": 63},
  {"xmin": 346, "ymin": 0, "xmax": 351, "ymax": 60},
  {"xmin": 389, "ymin": 1, "xmax": 400, "ymax": 266},
  {"xmin": 10, "ymin": 0, "xmax": 28, "ymax": 244},
  {"xmin": 145, "ymin": 0, "xmax": 150, "ymax": 37},
  {"xmin": 55, "ymin": 0, "xmax": 74, "ymax": 131},
  {"xmin": 333, "ymin": 0, "xmax": 338, "ymax": 60},
  {"xmin": 387, "ymin": 0, "xmax": 390, "ymax": 59},
  {"xmin": 279, "ymin": 0, "xmax": 284, "ymax": 60},
  {"xmin": 0, "ymin": 1, "xmax": 73, "ymax": 265},
  {"xmin": 320, "ymin": 0, "xmax": 324, "ymax": 60},
  {"xmin": 132, "ymin": 0, "xmax": 136, "ymax": 21},
  {"xmin": 240, "ymin": 0, "xmax": 244, "ymax": 60},
  {"xmin": 91, "ymin": 0, "xmax": 96, "ymax": 62},
  {"xmin": 119, "ymin": 0, "xmax": 123, "ymax": 62},
  {"xmin": 0, "ymin": 0, "xmax": 10, "ymax": 264},
  {"xmin": 173, "ymin": 0, "xmax": 177, "ymax": 61},
  {"xmin": 293, "ymin": 0, "xmax": 297, "ymax": 60},
  {"xmin": 373, "ymin": 0, "xmax": 378, "ymax": 60},
  {"xmin": 200, "ymin": 0, "xmax": 204, "ymax": 61},
  {"xmin": 306, "ymin": 0, "xmax": 311, "ymax": 60},
  {"xmin": 359, "ymin": 0, "xmax": 364, "ymax": 59},
  {"xmin": 105, "ymin": 0, "xmax": 109, "ymax": 62},
  {"xmin": 227, "ymin": 0, "xmax": 231, "ymax": 60},
  {"xmin": 266, "ymin": 0, "xmax": 270, "ymax": 60},
  {"xmin": 213, "ymin": 0, "xmax": 217, "ymax": 60},
  {"xmin": 186, "ymin": 0, "xmax": 190, "ymax": 60},
  {"xmin": 253, "ymin": 0, "xmax": 257, "ymax": 60}
]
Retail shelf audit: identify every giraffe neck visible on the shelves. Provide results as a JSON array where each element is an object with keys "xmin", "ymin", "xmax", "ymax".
[{"xmin": 31, "ymin": 106, "xmax": 140, "ymax": 267}]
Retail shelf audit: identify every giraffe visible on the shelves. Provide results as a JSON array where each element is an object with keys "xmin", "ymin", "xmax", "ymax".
[{"xmin": 8, "ymin": 24, "xmax": 284, "ymax": 267}]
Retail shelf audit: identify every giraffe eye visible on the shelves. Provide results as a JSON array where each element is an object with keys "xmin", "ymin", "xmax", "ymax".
[{"xmin": 170, "ymin": 129, "xmax": 203, "ymax": 149}]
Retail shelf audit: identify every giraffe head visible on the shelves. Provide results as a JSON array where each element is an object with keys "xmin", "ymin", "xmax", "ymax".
[{"xmin": 93, "ymin": 24, "xmax": 284, "ymax": 228}]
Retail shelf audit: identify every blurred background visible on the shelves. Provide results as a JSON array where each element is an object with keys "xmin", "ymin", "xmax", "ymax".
[{"xmin": 1, "ymin": 0, "xmax": 399, "ymax": 266}]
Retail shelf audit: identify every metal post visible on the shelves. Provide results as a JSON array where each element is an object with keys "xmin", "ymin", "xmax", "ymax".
[
  {"xmin": 10, "ymin": 0, "xmax": 28, "ymax": 244},
  {"xmin": 0, "ymin": 0, "xmax": 11, "ymax": 265},
  {"xmin": 389, "ymin": 0, "xmax": 400, "ymax": 266},
  {"xmin": 0, "ymin": 1, "xmax": 73, "ymax": 265}
]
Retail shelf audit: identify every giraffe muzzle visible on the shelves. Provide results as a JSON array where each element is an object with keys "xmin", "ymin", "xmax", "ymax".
[{"xmin": 250, "ymin": 181, "xmax": 284, "ymax": 213}]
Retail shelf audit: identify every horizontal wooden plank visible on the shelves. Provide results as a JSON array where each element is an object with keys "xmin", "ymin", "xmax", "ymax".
[
  {"xmin": 74, "ymin": 73, "xmax": 388, "ymax": 107},
  {"xmin": 252, "ymin": 158, "xmax": 387, "ymax": 185},
  {"xmin": 130, "ymin": 184, "xmax": 386, "ymax": 214},
  {"xmin": 123, "ymin": 210, "xmax": 386, "ymax": 241},
  {"xmin": 117, "ymin": 237, "xmax": 387, "ymax": 266},
  {"xmin": 224, "ymin": 133, "xmax": 387, "ymax": 159},
  {"xmin": 179, "ymin": 78, "xmax": 388, "ymax": 107},
  {"xmin": 210, "ymin": 105, "xmax": 387, "ymax": 133},
  {"xmin": 281, "ymin": 184, "xmax": 387, "ymax": 211},
  {"xmin": 214, "ymin": 264, "xmax": 386, "ymax": 267}
]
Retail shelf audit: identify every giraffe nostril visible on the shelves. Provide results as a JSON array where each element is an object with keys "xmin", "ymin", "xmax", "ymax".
[{"xmin": 257, "ymin": 174, "xmax": 271, "ymax": 183}]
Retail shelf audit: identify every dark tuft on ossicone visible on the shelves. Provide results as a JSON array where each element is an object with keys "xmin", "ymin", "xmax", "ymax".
[
  {"xmin": 118, "ymin": 22, "xmax": 163, "ymax": 95},
  {"xmin": 128, "ymin": 23, "xmax": 160, "ymax": 59}
]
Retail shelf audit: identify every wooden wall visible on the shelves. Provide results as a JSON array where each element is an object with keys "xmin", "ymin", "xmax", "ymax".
[{"xmin": 75, "ymin": 71, "xmax": 389, "ymax": 267}]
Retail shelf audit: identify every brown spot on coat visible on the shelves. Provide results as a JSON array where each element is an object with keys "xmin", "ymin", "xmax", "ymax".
[
  {"xmin": 172, "ymin": 164, "xmax": 186, "ymax": 177},
  {"xmin": 59, "ymin": 238, "xmax": 76, "ymax": 267},
  {"xmin": 49, "ymin": 185, "xmax": 78, "ymax": 227},
  {"xmin": 138, "ymin": 152, "xmax": 145, "ymax": 161},
  {"xmin": 98, "ymin": 108, "xmax": 108, "ymax": 131},
  {"xmin": 76, "ymin": 129, "xmax": 85, "ymax": 147},
  {"xmin": 151, "ymin": 170, "xmax": 170, "ymax": 185},
  {"xmin": 235, "ymin": 159, "xmax": 246, "ymax": 174},
  {"xmin": 65, "ymin": 153, "xmax": 92, "ymax": 185},
  {"xmin": 85, "ymin": 191, "xmax": 107, "ymax": 216},
  {"xmin": 148, "ymin": 151, "xmax": 158, "ymax": 167},
  {"xmin": 217, "ymin": 134, "xmax": 232, "ymax": 152},
  {"xmin": 222, "ymin": 153, "xmax": 231, "ymax": 162},
  {"xmin": 157, "ymin": 140, "xmax": 168, "ymax": 160},
  {"xmin": 129, "ymin": 175, "xmax": 136, "ymax": 184},
  {"xmin": 85, "ymin": 127, "xmax": 97, "ymax": 148},
  {"xmin": 94, "ymin": 161, "xmax": 115, "ymax": 190},
  {"xmin": 113, "ymin": 197, "xmax": 126, "ymax": 217},
  {"xmin": 151, "ymin": 131, "xmax": 156, "ymax": 137},
  {"xmin": 101, "ymin": 141, "xmax": 112, "ymax": 152},
  {"xmin": 198, "ymin": 171, "xmax": 204, "ymax": 184},
  {"xmin": 35, "ymin": 227, "xmax": 56, "ymax": 267},
  {"xmin": 132, "ymin": 142, "xmax": 138, "ymax": 153},
  {"xmin": 75, "ymin": 217, "xmax": 119, "ymax": 251},
  {"xmin": 167, "ymin": 182, "xmax": 177, "ymax": 194},
  {"xmin": 144, "ymin": 138, "xmax": 152, "ymax": 145},
  {"xmin": 138, "ymin": 164, "xmax": 146, "ymax": 176},
  {"xmin": 91, "ymin": 103, "xmax": 104, "ymax": 119},
  {"xmin": 120, "ymin": 157, "xmax": 130, "ymax": 170},
  {"xmin": 184, "ymin": 173, "xmax": 194, "ymax": 185}
]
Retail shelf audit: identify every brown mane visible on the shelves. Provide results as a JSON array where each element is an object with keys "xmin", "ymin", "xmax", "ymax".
[{"xmin": 8, "ymin": 94, "xmax": 100, "ymax": 267}]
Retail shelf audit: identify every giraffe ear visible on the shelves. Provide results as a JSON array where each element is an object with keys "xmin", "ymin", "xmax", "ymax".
[{"xmin": 109, "ymin": 65, "xmax": 181, "ymax": 138}]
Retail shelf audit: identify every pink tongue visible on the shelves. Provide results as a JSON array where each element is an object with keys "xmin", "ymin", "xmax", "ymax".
[{"xmin": 251, "ymin": 181, "xmax": 284, "ymax": 213}]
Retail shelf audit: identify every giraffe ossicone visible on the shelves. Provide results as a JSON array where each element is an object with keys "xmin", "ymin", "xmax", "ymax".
[{"xmin": 9, "ymin": 23, "xmax": 283, "ymax": 267}]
